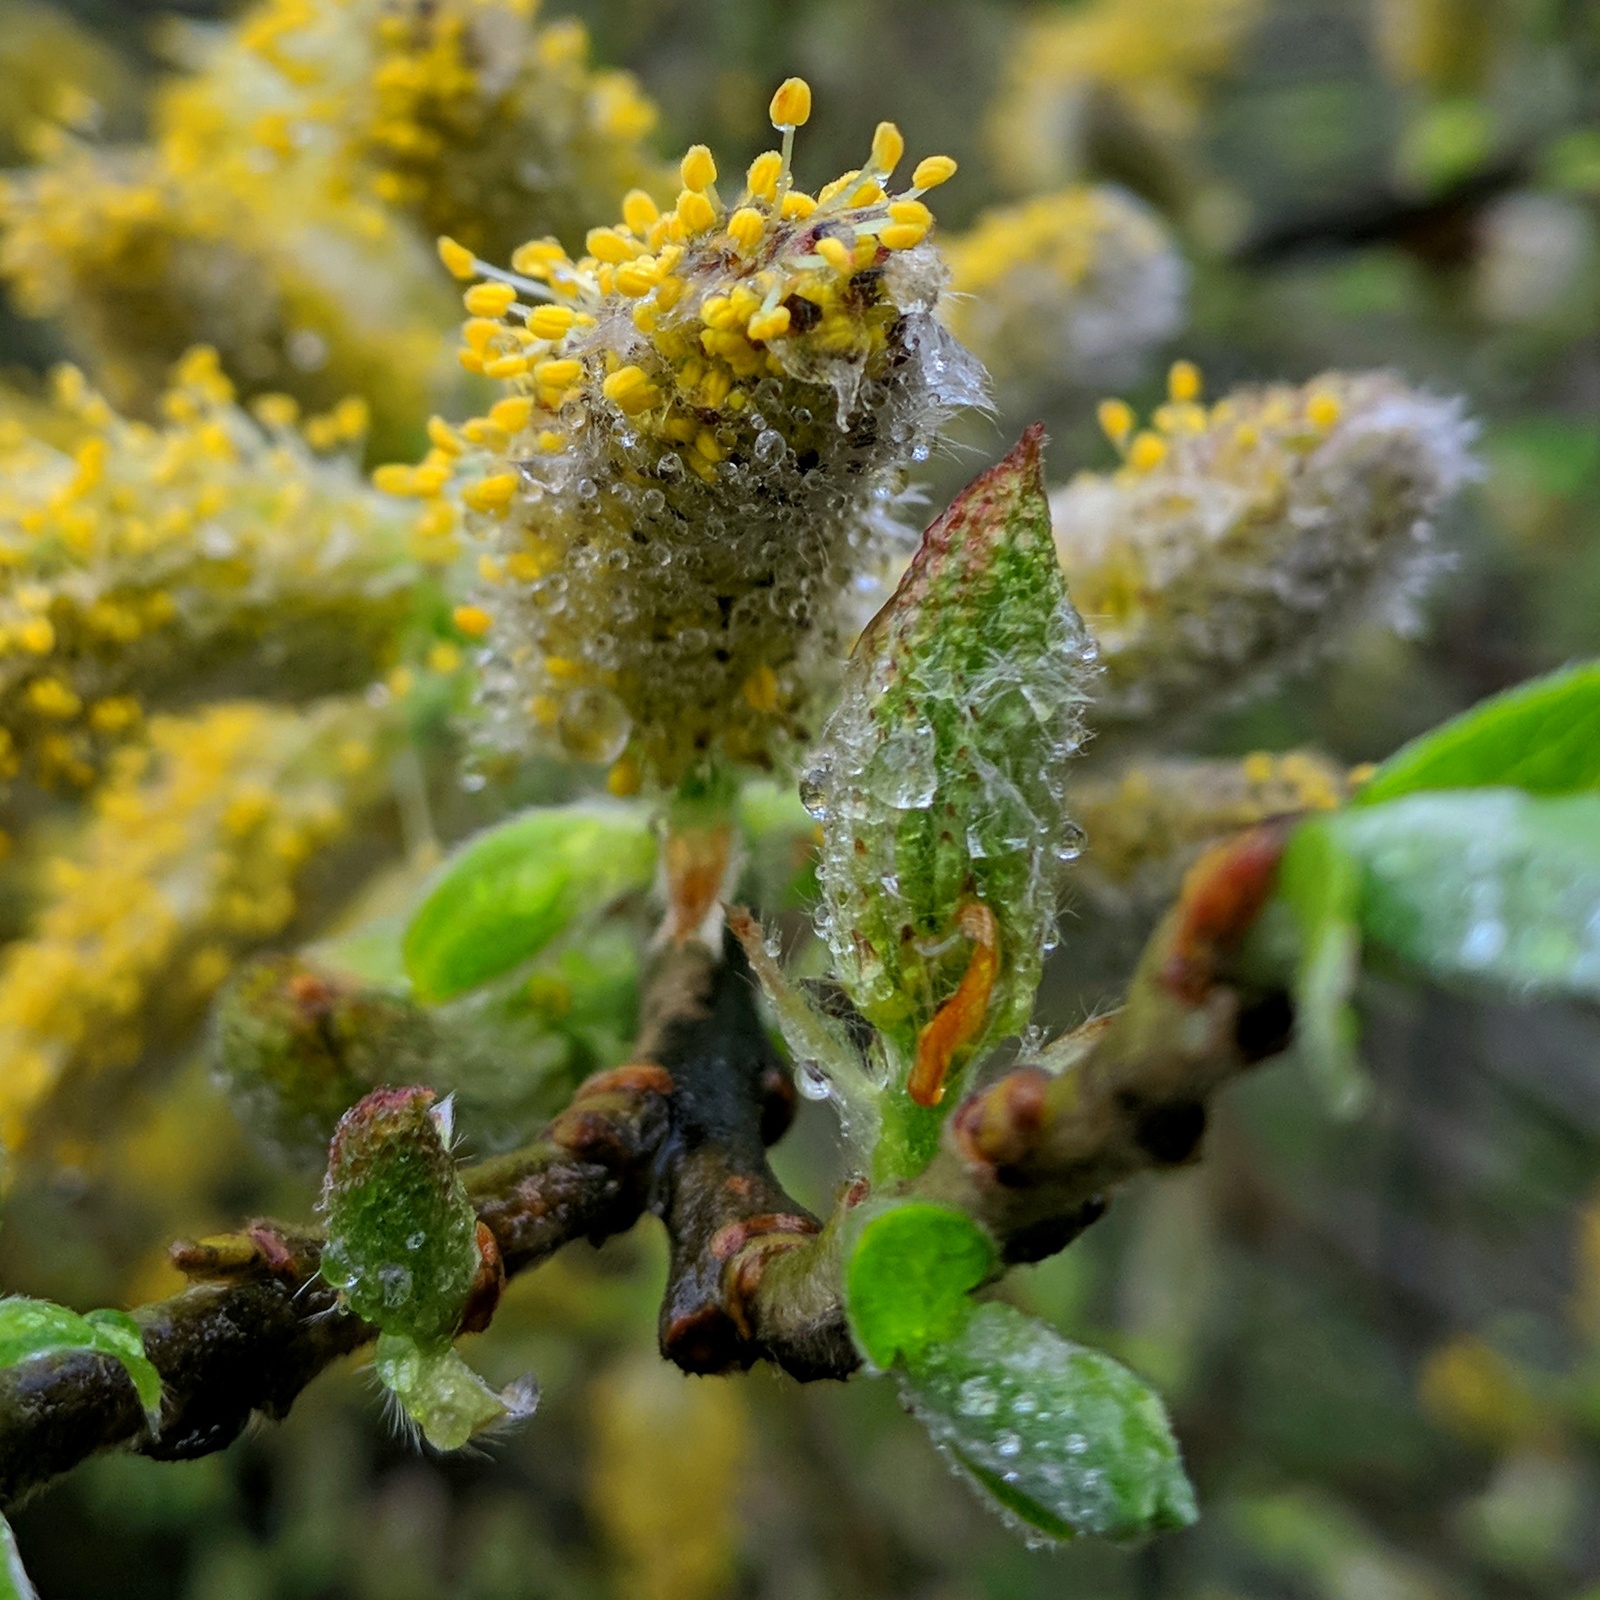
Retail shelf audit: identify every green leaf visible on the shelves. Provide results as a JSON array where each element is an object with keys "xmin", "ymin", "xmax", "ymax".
[
  {"xmin": 403, "ymin": 802, "xmax": 656, "ymax": 1003},
  {"xmin": 1357, "ymin": 661, "xmax": 1600, "ymax": 806},
  {"xmin": 901, "ymin": 1301, "xmax": 1198, "ymax": 1545},
  {"xmin": 844, "ymin": 1202, "xmax": 996, "ymax": 1369},
  {"xmin": 0, "ymin": 1514, "xmax": 38, "ymax": 1600},
  {"xmin": 0, "ymin": 1297, "xmax": 162, "ymax": 1428},
  {"xmin": 1277, "ymin": 821, "xmax": 1369, "ymax": 1117},
  {"xmin": 1328, "ymin": 790, "xmax": 1600, "ymax": 999}
]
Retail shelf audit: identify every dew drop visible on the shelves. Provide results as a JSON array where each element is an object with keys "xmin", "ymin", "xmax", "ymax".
[{"xmin": 557, "ymin": 686, "xmax": 632, "ymax": 765}]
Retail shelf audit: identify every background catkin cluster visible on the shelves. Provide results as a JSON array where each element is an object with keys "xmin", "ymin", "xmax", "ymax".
[
  {"xmin": 0, "ymin": 348, "xmax": 417, "ymax": 804},
  {"xmin": 1053, "ymin": 368, "xmax": 1479, "ymax": 727}
]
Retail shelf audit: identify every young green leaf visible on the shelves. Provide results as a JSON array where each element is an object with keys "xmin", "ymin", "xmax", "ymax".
[
  {"xmin": 900, "ymin": 1301, "xmax": 1198, "ymax": 1545},
  {"xmin": 844, "ymin": 1201, "xmax": 997, "ymax": 1369},
  {"xmin": 403, "ymin": 803, "xmax": 656, "ymax": 1004},
  {"xmin": 1330, "ymin": 790, "xmax": 1600, "ymax": 998},
  {"xmin": 0, "ymin": 1297, "xmax": 162, "ymax": 1428},
  {"xmin": 1356, "ymin": 660, "xmax": 1600, "ymax": 805},
  {"xmin": 802, "ymin": 427, "xmax": 1096, "ymax": 1165},
  {"xmin": 1276, "ymin": 821, "xmax": 1370, "ymax": 1117},
  {"xmin": 1, "ymin": 1514, "xmax": 38, "ymax": 1600}
]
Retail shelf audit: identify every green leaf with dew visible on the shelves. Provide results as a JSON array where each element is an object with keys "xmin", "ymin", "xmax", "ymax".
[
  {"xmin": 1328, "ymin": 790, "xmax": 1600, "ymax": 999},
  {"xmin": 900, "ymin": 1301, "xmax": 1197, "ymax": 1545},
  {"xmin": 0, "ymin": 1297, "xmax": 162, "ymax": 1428},
  {"xmin": 803, "ymin": 427, "xmax": 1096, "ymax": 1169}
]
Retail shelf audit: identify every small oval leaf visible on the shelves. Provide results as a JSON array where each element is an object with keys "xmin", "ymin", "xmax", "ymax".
[
  {"xmin": 901, "ymin": 1301, "xmax": 1198, "ymax": 1544},
  {"xmin": 844, "ymin": 1201, "xmax": 996, "ymax": 1370},
  {"xmin": 1357, "ymin": 660, "xmax": 1600, "ymax": 806},
  {"xmin": 403, "ymin": 803, "xmax": 656, "ymax": 1003}
]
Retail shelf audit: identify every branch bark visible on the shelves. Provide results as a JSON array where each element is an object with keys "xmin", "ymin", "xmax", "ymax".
[{"xmin": 0, "ymin": 825, "xmax": 1296, "ymax": 1510}]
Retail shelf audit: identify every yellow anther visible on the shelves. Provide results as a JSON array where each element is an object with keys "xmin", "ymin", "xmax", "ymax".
[
  {"xmin": 463, "ymin": 318, "xmax": 504, "ymax": 352},
  {"xmin": 412, "ymin": 463, "xmax": 452, "ymax": 496},
  {"xmin": 699, "ymin": 295, "xmax": 736, "ymax": 330},
  {"xmin": 1168, "ymin": 360, "xmax": 1203, "ymax": 404},
  {"xmin": 1242, "ymin": 751, "xmax": 1276, "ymax": 785},
  {"xmin": 816, "ymin": 236, "xmax": 853, "ymax": 272},
  {"xmin": 452, "ymin": 604, "xmax": 493, "ymax": 638},
  {"xmin": 477, "ymin": 554, "xmax": 506, "ymax": 584},
  {"xmin": 742, "ymin": 663, "xmax": 780, "ymax": 713},
  {"xmin": 251, "ymin": 394, "xmax": 300, "ymax": 430},
  {"xmin": 511, "ymin": 239, "xmax": 567, "ymax": 276},
  {"xmin": 26, "ymin": 677, "xmax": 81, "ymax": 719},
  {"xmin": 622, "ymin": 189, "xmax": 661, "ymax": 233},
  {"xmin": 746, "ymin": 151, "xmax": 783, "ymax": 203},
  {"xmin": 607, "ymin": 752, "xmax": 642, "ymax": 797},
  {"xmin": 1307, "ymin": 391, "xmax": 1343, "ymax": 430},
  {"xmin": 17, "ymin": 616, "xmax": 55, "ymax": 654},
  {"xmin": 527, "ymin": 305, "xmax": 575, "ymax": 341},
  {"xmin": 615, "ymin": 261, "xmax": 662, "ymax": 297},
  {"xmin": 427, "ymin": 416, "xmax": 463, "ymax": 454},
  {"xmin": 681, "ymin": 144, "xmax": 718, "ymax": 192},
  {"xmin": 871, "ymin": 121, "xmax": 905, "ymax": 175},
  {"xmin": 89, "ymin": 697, "xmax": 140, "ymax": 734},
  {"xmin": 1127, "ymin": 431, "xmax": 1168, "ymax": 472},
  {"xmin": 603, "ymin": 366, "xmax": 661, "ymax": 414},
  {"xmin": 437, "ymin": 235, "xmax": 476, "ymax": 279},
  {"xmin": 879, "ymin": 222, "xmax": 928, "ymax": 250},
  {"xmin": 1233, "ymin": 422, "xmax": 1260, "ymax": 449},
  {"xmin": 888, "ymin": 199, "xmax": 933, "ymax": 229},
  {"xmin": 462, "ymin": 473, "xmax": 519, "ymax": 512},
  {"xmin": 585, "ymin": 227, "xmax": 636, "ymax": 265},
  {"xmin": 463, "ymin": 282, "xmax": 517, "ymax": 317},
  {"xmin": 372, "ymin": 464, "xmax": 417, "ymax": 496},
  {"xmin": 694, "ymin": 428, "xmax": 725, "ymax": 463},
  {"xmin": 533, "ymin": 359, "xmax": 583, "ymax": 388},
  {"xmin": 727, "ymin": 207, "xmax": 767, "ymax": 251},
  {"xmin": 1097, "ymin": 399, "xmax": 1136, "ymax": 448},
  {"xmin": 911, "ymin": 155, "xmax": 958, "ymax": 189},
  {"xmin": 537, "ymin": 429, "xmax": 566, "ymax": 453},
  {"xmin": 747, "ymin": 306, "xmax": 792, "ymax": 342},
  {"xmin": 677, "ymin": 190, "xmax": 717, "ymax": 233},
  {"xmin": 489, "ymin": 397, "xmax": 534, "ymax": 434},
  {"xmin": 483, "ymin": 354, "xmax": 530, "ymax": 379},
  {"xmin": 780, "ymin": 191, "xmax": 817, "ymax": 220},
  {"xmin": 769, "ymin": 77, "xmax": 812, "ymax": 129}
]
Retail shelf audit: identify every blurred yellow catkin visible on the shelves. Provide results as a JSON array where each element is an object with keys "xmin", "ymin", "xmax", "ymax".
[
  {"xmin": 0, "ymin": 349, "xmax": 419, "ymax": 798},
  {"xmin": 940, "ymin": 184, "xmax": 1186, "ymax": 397},
  {"xmin": 588, "ymin": 1350, "xmax": 750, "ymax": 1600},
  {"xmin": 0, "ymin": 696, "xmax": 395, "ymax": 1169},
  {"xmin": 989, "ymin": 0, "xmax": 1265, "ymax": 194}
]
